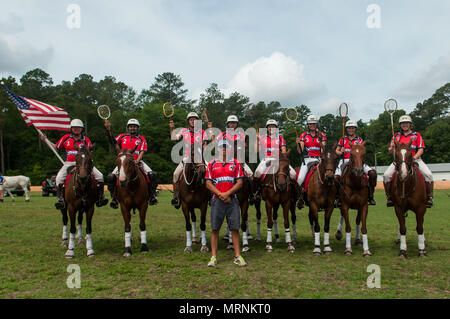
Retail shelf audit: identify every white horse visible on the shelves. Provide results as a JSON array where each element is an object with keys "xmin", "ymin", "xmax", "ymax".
[{"xmin": 0, "ymin": 175, "xmax": 31, "ymax": 202}]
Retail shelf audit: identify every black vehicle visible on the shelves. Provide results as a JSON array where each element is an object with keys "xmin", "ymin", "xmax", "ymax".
[{"xmin": 42, "ymin": 175, "xmax": 57, "ymax": 197}]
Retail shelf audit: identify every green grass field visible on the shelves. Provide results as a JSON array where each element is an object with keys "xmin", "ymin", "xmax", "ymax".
[{"xmin": 0, "ymin": 190, "xmax": 449, "ymax": 299}]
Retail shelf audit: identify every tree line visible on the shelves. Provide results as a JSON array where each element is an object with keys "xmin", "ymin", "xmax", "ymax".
[{"xmin": 0, "ymin": 69, "xmax": 448, "ymax": 184}]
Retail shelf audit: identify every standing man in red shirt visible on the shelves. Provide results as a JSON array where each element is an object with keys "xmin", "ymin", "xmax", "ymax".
[
  {"xmin": 383, "ymin": 115, "xmax": 433, "ymax": 207},
  {"xmin": 40, "ymin": 119, "xmax": 108, "ymax": 209},
  {"xmin": 104, "ymin": 118, "xmax": 158, "ymax": 208},
  {"xmin": 205, "ymin": 140, "xmax": 247, "ymax": 267}
]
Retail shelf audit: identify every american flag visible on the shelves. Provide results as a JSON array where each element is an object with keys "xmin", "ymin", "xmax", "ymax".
[{"xmin": 2, "ymin": 83, "xmax": 70, "ymax": 131}]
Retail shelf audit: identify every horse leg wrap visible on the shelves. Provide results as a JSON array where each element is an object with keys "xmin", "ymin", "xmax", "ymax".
[
  {"xmin": 242, "ymin": 231, "xmax": 249, "ymax": 246},
  {"xmin": 345, "ymin": 232, "xmax": 352, "ymax": 249},
  {"xmin": 285, "ymin": 229, "xmax": 291, "ymax": 243},
  {"xmin": 418, "ymin": 234, "xmax": 425, "ymax": 250},
  {"xmin": 362, "ymin": 234, "xmax": 369, "ymax": 251},
  {"xmin": 201, "ymin": 231, "xmax": 207, "ymax": 246},
  {"xmin": 68, "ymin": 233, "xmax": 76, "ymax": 250},
  {"xmin": 140, "ymin": 231, "xmax": 147, "ymax": 245},
  {"xmin": 85, "ymin": 234, "xmax": 93, "ymax": 250},
  {"xmin": 125, "ymin": 232, "xmax": 132, "ymax": 248},
  {"xmin": 267, "ymin": 229, "xmax": 272, "ymax": 243},
  {"xmin": 62, "ymin": 226, "xmax": 68, "ymax": 240},
  {"xmin": 186, "ymin": 231, "xmax": 192, "ymax": 247},
  {"xmin": 400, "ymin": 235, "xmax": 407, "ymax": 251}
]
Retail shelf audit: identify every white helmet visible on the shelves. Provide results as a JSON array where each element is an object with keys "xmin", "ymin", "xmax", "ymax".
[
  {"xmin": 307, "ymin": 115, "xmax": 319, "ymax": 124},
  {"xmin": 70, "ymin": 119, "xmax": 84, "ymax": 128},
  {"xmin": 126, "ymin": 118, "xmax": 140, "ymax": 128},
  {"xmin": 227, "ymin": 115, "xmax": 239, "ymax": 123},
  {"xmin": 345, "ymin": 120, "xmax": 358, "ymax": 128},
  {"xmin": 266, "ymin": 119, "xmax": 278, "ymax": 127},
  {"xmin": 187, "ymin": 112, "xmax": 199, "ymax": 120},
  {"xmin": 399, "ymin": 115, "xmax": 412, "ymax": 124}
]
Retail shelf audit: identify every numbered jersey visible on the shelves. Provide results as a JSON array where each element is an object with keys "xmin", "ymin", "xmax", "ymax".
[
  {"xmin": 259, "ymin": 134, "xmax": 286, "ymax": 158},
  {"xmin": 177, "ymin": 128, "xmax": 208, "ymax": 158},
  {"xmin": 115, "ymin": 134, "xmax": 148, "ymax": 160},
  {"xmin": 338, "ymin": 136, "xmax": 364, "ymax": 159},
  {"xmin": 205, "ymin": 158, "xmax": 244, "ymax": 199},
  {"xmin": 391, "ymin": 131, "xmax": 425, "ymax": 157},
  {"xmin": 300, "ymin": 131, "xmax": 326, "ymax": 157},
  {"xmin": 56, "ymin": 134, "xmax": 92, "ymax": 162}
]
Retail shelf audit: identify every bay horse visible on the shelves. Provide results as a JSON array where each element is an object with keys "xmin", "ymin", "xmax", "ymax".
[
  {"xmin": 115, "ymin": 146, "xmax": 150, "ymax": 257},
  {"xmin": 176, "ymin": 147, "xmax": 209, "ymax": 253},
  {"xmin": 390, "ymin": 139, "xmax": 427, "ymax": 258},
  {"xmin": 261, "ymin": 150, "xmax": 295, "ymax": 253},
  {"xmin": 63, "ymin": 144, "xmax": 97, "ymax": 258},
  {"xmin": 304, "ymin": 144, "xmax": 338, "ymax": 256},
  {"xmin": 335, "ymin": 142, "xmax": 372, "ymax": 257}
]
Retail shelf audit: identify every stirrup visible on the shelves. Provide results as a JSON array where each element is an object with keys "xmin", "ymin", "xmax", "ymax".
[
  {"xmin": 425, "ymin": 198, "xmax": 433, "ymax": 208},
  {"xmin": 110, "ymin": 198, "xmax": 119, "ymax": 209},
  {"xmin": 55, "ymin": 199, "xmax": 65, "ymax": 210},
  {"xmin": 386, "ymin": 199, "xmax": 394, "ymax": 207}
]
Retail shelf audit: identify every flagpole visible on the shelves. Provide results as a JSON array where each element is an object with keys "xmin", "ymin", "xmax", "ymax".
[{"xmin": 35, "ymin": 127, "xmax": 65, "ymax": 164}]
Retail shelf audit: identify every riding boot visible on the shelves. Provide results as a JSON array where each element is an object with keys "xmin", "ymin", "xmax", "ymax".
[
  {"xmin": 368, "ymin": 170, "xmax": 377, "ymax": 206},
  {"xmin": 147, "ymin": 172, "xmax": 158, "ymax": 206},
  {"xmin": 106, "ymin": 174, "xmax": 118, "ymax": 209},
  {"xmin": 425, "ymin": 181, "xmax": 434, "ymax": 208},
  {"xmin": 296, "ymin": 186, "xmax": 305, "ymax": 209},
  {"xmin": 248, "ymin": 177, "xmax": 255, "ymax": 205},
  {"xmin": 55, "ymin": 184, "xmax": 66, "ymax": 210},
  {"xmin": 96, "ymin": 182, "xmax": 109, "ymax": 207},
  {"xmin": 253, "ymin": 178, "xmax": 261, "ymax": 201},
  {"xmin": 384, "ymin": 181, "xmax": 393, "ymax": 207},
  {"xmin": 171, "ymin": 182, "xmax": 181, "ymax": 209}
]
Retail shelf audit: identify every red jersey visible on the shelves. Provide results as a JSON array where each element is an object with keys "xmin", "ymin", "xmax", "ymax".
[
  {"xmin": 259, "ymin": 134, "xmax": 286, "ymax": 158},
  {"xmin": 300, "ymin": 131, "xmax": 327, "ymax": 157},
  {"xmin": 115, "ymin": 134, "xmax": 147, "ymax": 160},
  {"xmin": 56, "ymin": 134, "xmax": 92, "ymax": 162},
  {"xmin": 177, "ymin": 128, "xmax": 208, "ymax": 158},
  {"xmin": 338, "ymin": 136, "xmax": 364, "ymax": 159},
  {"xmin": 391, "ymin": 131, "xmax": 425, "ymax": 157},
  {"xmin": 216, "ymin": 130, "xmax": 246, "ymax": 146},
  {"xmin": 205, "ymin": 158, "xmax": 244, "ymax": 199}
]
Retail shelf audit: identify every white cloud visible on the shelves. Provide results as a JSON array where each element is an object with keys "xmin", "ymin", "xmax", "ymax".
[
  {"xmin": 395, "ymin": 53, "xmax": 450, "ymax": 102},
  {"xmin": 0, "ymin": 14, "xmax": 54, "ymax": 75},
  {"xmin": 222, "ymin": 52, "xmax": 325, "ymax": 106}
]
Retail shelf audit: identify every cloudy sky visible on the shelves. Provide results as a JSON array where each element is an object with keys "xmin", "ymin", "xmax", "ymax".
[{"xmin": 1, "ymin": 0, "xmax": 450, "ymax": 121}]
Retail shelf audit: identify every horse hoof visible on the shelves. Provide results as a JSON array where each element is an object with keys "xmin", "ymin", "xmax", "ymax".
[
  {"xmin": 354, "ymin": 239, "xmax": 362, "ymax": 246},
  {"xmin": 123, "ymin": 247, "xmax": 132, "ymax": 257},
  {"xmin": 398, "ymin": 250, "xmax": 407, "ymax": 259},
  {"xmin": 247, "ymin": 235, "xmax": 253, "ymax": 240},
  {"xmin": 335, "ymin": 231, "xmax": 343, "ymax": 241},
  {"xmin": 25, "ymin": 199, "xmax": 30, "ymax": 202},
  {"xmin": 140, "ymin": 244, "xmax": 149, "ymax": 253},
  {"xmin": 192, "ymin": 238, "xmax": 199, "ymax": 245},
  {"xmin": 363, "ymin": 250, "xmax": 372, "ymax": 258},
  {"xmin": 323, "ymin": 247, "xmax": 333, "ymax": 254},
  {"xmin": 222, "ymin": 236, "xmax": 229, "ymax": 242},
  {"xmin": 276, "ymin": 238, "xmax": 282, "ymax": 244},
  {"xmin": 65, "ymin": 249, "xmax": 75, "ymax": 258},
  {"xmin": 184, "ymin": 246, "xmax": 193, "ymax": 254},
  {"xmin": 265, "ymin": 245, "xmax": 273, "ymax": 252},
  {"xmin": 344, "ymin": 249, "xmax": 353, "ymax": 256},
  {"xmin": 242, "ymin": 246, "xmax": 251, "ymax": 253},
  {"xmin": 287, "ymin": 245, "xmax": 295, "ymax": 253},
  {"xmin": 313, "ymin": 248, "xmax": 322, "ymax": 256},
  {"xmin": 226, "ymin": 244, "xmax": 234, "ymax": 250},
  {"xmin": 87, "ymin": 250, "xmax": 95, "ymax": 258},
  {"xmin": 200, "ymin": 245, "xmax": 209, "ymax": 253},
  {"xmin": 395, "ymin": 239, "xmax": 400, "ymax": 245},
  {"xmin": 255, "ymin": 236, "xmax": 261, "ymax": 242},
  {"xmin": 418, "ymin": 250, "xmax": 427, "ymax": 258},
  {"xmin": 61, "ymin": 240, "xmax": 68, "ymax": 247}
]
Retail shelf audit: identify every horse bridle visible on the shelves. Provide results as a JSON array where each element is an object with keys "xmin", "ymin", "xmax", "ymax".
[
  {"xmin": 73, "ymin": 152, "xmax": 94, "ymax": 203},
  {"xmin": 118, "ymin": 152, "xmax": 139, "ymax": 186},
  {"xmin": 183, "ymin": 161, "xmax": 206, "ymax": 186}
]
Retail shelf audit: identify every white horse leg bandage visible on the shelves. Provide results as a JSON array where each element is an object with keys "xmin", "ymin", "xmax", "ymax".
[
  {"xmin": 285, "ymin": 228, "xmax": 291, "ymax": 243},
  {"xmin": 337, "ymin": 216, "xmax": 344, "ymax": 232},
  {"xmin": 186, "ymin": 231, "xmax": 192, "ymax": 247},
  {"xmin": 125, "ymin": 232, "xmax": 132, "ymax": 248},
  {"xmin": 62, "ymin": 226, "xmax": 68, "ymax": 240},
  {"xmin": 356, "ymin": 225, "xmax": 361, "ymax": 240},
  {"xmin": 267, "ymin": 229, "xmax": 272, "ymax": 243},
  {"xmin": 346, "ymin": 232, "xmax": 351, "ymax": 249},
  {"xmin": 68, "ymin": 233, "xmax": 76, "ymax": 250},
  {"xmin": 243, "ymin": 231, "xmax": 249, "ymax": 246},
  {"xmin": 418, "ymin": 234, "xmax": 425, "ymax": 250},
  {"xmin": 192, "ymin": 222, "xmax": 197, "ymax": 239},
  {"xmin": 314, "ymin": 232, "xmax": 320, "ymax": 247},
  {"xmin": 400, "ymin": 235, "xmax": 407, "ymax": 251},
  {"xmin": 140, "ymin": 231, "xmax": 147, "ymax": 244},
  {"xmin": 201, "ymin": 230, "xmax": 207, "ymax": 246},
  {"xmin": 324, "ymin": 232, "xmax": 330, "ymax": 246},
  {"xmin": 362, "ymin": 234, "xmax": 369, "ymax": 251},
  {"xmin": 85, "ymin": 234, "xmax": 93, "ymax": 250}
]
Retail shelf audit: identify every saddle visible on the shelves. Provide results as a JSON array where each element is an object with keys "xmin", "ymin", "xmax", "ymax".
[
  {"xmin": 391, "ymin": 167, "xmax": 424, "ymax": 183},
  {"xmin": 65, "ymin": 166, "xmax": 97, "ymax": 188},
  {"xmin": 296, "ymin": 161, "xmax": 319, "ymax": 192}
]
